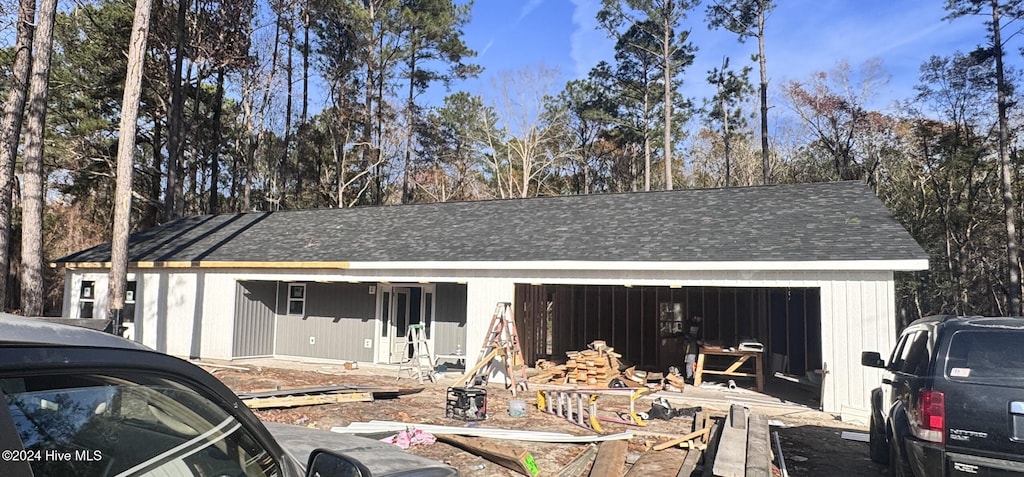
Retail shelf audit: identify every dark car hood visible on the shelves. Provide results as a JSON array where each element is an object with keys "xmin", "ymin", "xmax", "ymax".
[{"xmin": 263, "ymin": 422, "xmax": 458, "ymax": 476}]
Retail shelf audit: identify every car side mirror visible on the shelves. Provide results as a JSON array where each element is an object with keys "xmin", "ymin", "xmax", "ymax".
[
  {"xmin": 306, "ymin": 448, "xmax": 371, "ymax": 477},
  {"xmin": 861, "ymin": 351, "xmax": 885, "ymax": 369}
]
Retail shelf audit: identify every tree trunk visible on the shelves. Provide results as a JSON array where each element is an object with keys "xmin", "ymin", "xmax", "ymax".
[
  {"xmin": 281, "ymin": 17, "xmax": 294, "ymax": 209},
  {"xmin": 662, "ymin": 12, "xmax": 673, "ymax": 191},
  {"xmin": 208, "ymin": 68, "xmax": 225, "ymax": 214},
  {"xmin": 145, "ymin": 117, "xmax": 163, "ymax": 228},
  {"xmin": 109, "ymin": 0, "xmax": 153, "ymax": 322},
  {"xmin": 164, "ymin": 0, "xmax": 187, "ymax": 220},
  {"xmin": 20, "ymin": 0, "xmax": 58, "ymax": 316},
  {"xmin": 991, "ymin": 0, "xmax": 1021, "ymax": 315},
  {"xmin": 758, "ymin": 5, "xmax": 770, "ymax": 184},
  {"xmin": 0, "ymin": 0, "xmax": 36, "ymax": 311},
  {"xmin": 403, "ymin": 35, "xmax": 417, "ymax": 205},
  {"xmin": 643, "ymin": 89, "xmax": 651, "ymax": 192}
]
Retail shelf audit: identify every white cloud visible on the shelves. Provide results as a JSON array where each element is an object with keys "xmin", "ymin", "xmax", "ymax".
[
  {"xmin": 480, "ymin": 39, "xmax": 495, "ymax": 57},
  {"xmin": 519, "ymin": 0, "xmax": 546, "ymax": 21},
  {"xmin": 569, "ymin": 0, "xmax": 613, "ymax": 78}
]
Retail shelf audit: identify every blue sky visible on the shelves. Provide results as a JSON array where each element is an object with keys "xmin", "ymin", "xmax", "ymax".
[{"xmin": 449, "ymin": 0, "xmax": 998, "ymax": 112}]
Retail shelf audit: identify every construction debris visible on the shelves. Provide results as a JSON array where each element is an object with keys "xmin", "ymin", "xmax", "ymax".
[
  {"xmin": 554, "ymin": 444, "xmax": 598, "ymax": 477},
  {"xmin": 436, "ymin": 434, "xmax": 540, "ymax": 476},
  {"xmin": 238, "ymin": 384, "xmax": 421, "ymax": 409},
  {"xmin": 589, "ymin": 440, "xmax": 628, "ymax": 477},
  {"xmin": 331, "ymin": 420, "xmax": 634, "ymax": 443},
  {"xmin": 243, "ymin": 391, "xmax": 373, "ymax": 409}
]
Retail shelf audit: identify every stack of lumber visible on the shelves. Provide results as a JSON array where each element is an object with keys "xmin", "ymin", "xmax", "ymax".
[
  {"xmin": 528, "ymin": 340, "xmax": 627, "ymax": 387},
  {"xmin": 565, "ymin": 341, "xmax": 622, "ymax": 386},
  {"xmin": 528, "ymin": 359, "xmax": 567, "ymax": 383}
]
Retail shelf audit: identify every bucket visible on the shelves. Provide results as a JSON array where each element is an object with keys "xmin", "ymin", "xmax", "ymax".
[{"xmin": 508, "ymin": 399, "xmax": 527, "ymax": 417}]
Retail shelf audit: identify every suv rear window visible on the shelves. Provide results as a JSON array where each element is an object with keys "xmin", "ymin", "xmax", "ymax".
[{"xmin": 945, "ymin": 330, "xmax": 1024, "ymax": 384}]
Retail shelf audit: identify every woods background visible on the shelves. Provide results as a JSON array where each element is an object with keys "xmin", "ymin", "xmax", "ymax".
[{"xmin": 0, "ymin": 0, "xmax": 1020, "ymax": 325}]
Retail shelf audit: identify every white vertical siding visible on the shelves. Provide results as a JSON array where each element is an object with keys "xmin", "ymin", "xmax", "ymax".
[
  {"xmin": 199, "ymin": 273, "xmax": 237, "ymax": 359},
  {"xmin": 819, "ymin": 271, "xmax": 896, "ymax": 421},
  {"xmin": 464, "ymin": 278, "xmax": 515, "ymax": 370},
  {"xmin": 137, "ymin": 271, "xmax": 197, "ymax": 357}
]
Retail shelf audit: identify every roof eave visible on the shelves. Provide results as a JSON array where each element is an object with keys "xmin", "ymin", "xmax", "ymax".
[{"xmin": 55, "ymin": 259, "xmax": 930, "ymax": 272}]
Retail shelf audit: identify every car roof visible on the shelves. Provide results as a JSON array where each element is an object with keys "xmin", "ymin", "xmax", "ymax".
[
  {"xmin": 908, "ymin": 315, "xmax": 1024, "ymax": 331},
  {"xmin": 0, "ymin": 313, "xmax": 149, "ymax": 350}
]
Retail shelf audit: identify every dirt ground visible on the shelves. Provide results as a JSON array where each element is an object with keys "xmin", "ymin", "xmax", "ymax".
[{"xmin": 204, "ymin": 359, "xmax": 886, "ymax": 477}]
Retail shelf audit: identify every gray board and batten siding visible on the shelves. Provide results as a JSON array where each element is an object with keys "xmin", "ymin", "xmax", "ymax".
[
  {"xmin": 275, "ymin": 282, "xmax": 377, "ymax": 362},
  {"xmin": 234, "ymin": 280, "xmax": 468, "ymax": 363},
  {"xmin": 233, "ymin": 281, "xmax": 275, "ymax": 358}
]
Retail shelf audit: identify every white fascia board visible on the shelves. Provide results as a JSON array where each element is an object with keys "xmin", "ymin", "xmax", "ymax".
[{"xmin": 343, "ymin": 259, "xmax": 929, "ymax": 272}]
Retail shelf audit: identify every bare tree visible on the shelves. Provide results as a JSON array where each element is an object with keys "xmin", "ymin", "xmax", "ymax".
[
  {"xmin": 109, "ymin": 0, "xmax": 154, "ymax": 325},
  {"xmin": 0, "ymin": 0, "xmax": 35, "ymax": 311},
  {"xmin": 20, "ymin": 0, "xmax": 58, "ymax": 315},
  {"xmin": 482, "ymin": 66, "xmax": 567, "ymax": 199}
]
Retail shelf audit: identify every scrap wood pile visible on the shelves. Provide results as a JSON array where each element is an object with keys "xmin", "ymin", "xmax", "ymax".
[
  {"xmin": 529, "ymin": 340, "xmax": 623, "ymax": 387},
  {"xmin": 529, "ymin": 340, "xmax": 687, "ymax": 392}
]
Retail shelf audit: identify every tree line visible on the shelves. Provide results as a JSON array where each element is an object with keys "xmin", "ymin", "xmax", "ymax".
[{"xmin": 0, "ymin": 0, "xmax": 1021, "ymax": 326}]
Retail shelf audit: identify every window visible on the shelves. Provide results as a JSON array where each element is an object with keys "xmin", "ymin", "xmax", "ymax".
[
  {"xmin": 2, "ymin": 374, "xmax": 278, "ymax": 477},
  {"xmin": 946, "ymin": 330, "xmax": 1024, "ymax": 382},
  {"xmin": 79, "ymin": 281, "xmax": 96, "ymax": 319},
  {"xmin": 123, "ymin": 281, "xmax": 137, "ymax": 324},
  {"xmin": 659, "ymin": 302, "xmax": 684, "ymax": 337},
  {"xmin": 381, "ymin": 291, "xmax": 391, "ymax": 337},
  {"xmin": 287, "ymin": 284, "xmax": 305, "ymax": 316},
  {"xmin": 899, "ymin": 331, "xmax": 931, "ymax": 376},
  {"xmin": 424, "ymin": 292, "xmax": 433, "ymax": 339}
]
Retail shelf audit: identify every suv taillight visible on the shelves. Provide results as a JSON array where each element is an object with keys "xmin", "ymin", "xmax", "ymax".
[{"xmin": 912, "ymin": 390, "xmax": 945, "ymax": 443}]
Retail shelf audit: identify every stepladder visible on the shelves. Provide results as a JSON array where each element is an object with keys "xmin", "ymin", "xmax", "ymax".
[
  {"xmin": 455, "ymin": 302, "xmax": 529, "ymax": 395},
  {"xmin": 395, "ymin": 324, "xmax": 435, "ymax": 384}
]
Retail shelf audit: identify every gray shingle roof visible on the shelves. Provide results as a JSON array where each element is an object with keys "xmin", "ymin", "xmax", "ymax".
[{"xmin": 56, "ymin": 181, "xmax": 928, "ymax": 265}]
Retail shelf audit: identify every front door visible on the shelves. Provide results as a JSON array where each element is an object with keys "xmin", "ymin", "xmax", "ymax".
[{"xmin": 376, "ymin": 286, "xmax": 411, "ymax": 363}]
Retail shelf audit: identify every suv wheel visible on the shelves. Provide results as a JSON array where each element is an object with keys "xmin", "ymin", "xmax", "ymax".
[{"xmin": 868, "ymin": 414, "xmax": 888, "ymax": 464}]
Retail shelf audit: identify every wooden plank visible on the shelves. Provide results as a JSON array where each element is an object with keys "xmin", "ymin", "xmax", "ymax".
[
  {"xmin": 237, "ymin": 385, "xmax": 398, "ymax": 399},
  {"xmin": 701, "ymin": 420, "xmax": 723, "ymax": 477},
  {"xmin": 623, "ymin": 447, "xmax": 687, "ymax": 476},
  {"xmin": 555, "ymin": 444, "xmax": 598, "ymax": 477},
  {"xmin": 436, "ymin": 434, "xmax": 540, "ymax": 476},
  {"xmin": 243, "ymin": 392, "xmax": 373, "ymax": 409},
  {"xmin": 333, "ymin": 421, "xmax": 634, "ymax": 443},
  {"xmin": 711, "ymin": 405, "xmax": 748, "ymax": 477},
  {"xmin": 652, "ymin": 428, "xmax": 710, "ymax": 451},
  {"xmin": 744, "ymin": 413, "xmax": 772, "ymax": 477},
  {"xmin": 589, "ymin": 440, "xmax": 628, "ymax": 477},
  {"xmin": 676, "ymin": 449, "xmax": 701, "ymax": 477},
  {"xmin": 454, "ymin": 348, "xmax": 500, "ymax": 387}
]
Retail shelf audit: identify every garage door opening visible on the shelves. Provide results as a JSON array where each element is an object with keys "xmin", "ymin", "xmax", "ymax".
[{"xmin": 515, "ymin": 284, "xmax": 823, "ymax": 403}]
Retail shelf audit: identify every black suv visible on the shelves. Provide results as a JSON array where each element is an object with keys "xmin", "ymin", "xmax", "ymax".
[{"xmin": 861, "ymin": 315, "xmax": 1024, "ymax": 477}]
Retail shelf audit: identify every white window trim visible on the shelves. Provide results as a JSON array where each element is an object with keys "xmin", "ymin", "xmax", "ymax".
[{"xmin": 287, "ymin": 283, "xmax": 306, "ymax": 316}]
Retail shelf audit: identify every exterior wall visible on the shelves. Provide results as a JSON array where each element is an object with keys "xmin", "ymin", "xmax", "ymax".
[
  {"xmin": 463, "ymin": 278, "xmax": 515, "ymax": 371},
  {"xmin": 60, "ymin": 266, "xmax": 899, "ymax": 420},
  {"xmin": 138, "ymin": 271, "xmax": 200, "ymax": 358},
  {"xmin": 275, "ymin": 282, "xmax": 376, "ymax": 362},
  {"xmin": 233, "ymin": 281, "xmax": 277, "ymax": 357},
  {"xmin": 432, "ymin": 283, "xmax": 468, "ymax": 357},
  {"xmin": 820, "ymin": 272, "xmax": 896, "ymax": 423}
]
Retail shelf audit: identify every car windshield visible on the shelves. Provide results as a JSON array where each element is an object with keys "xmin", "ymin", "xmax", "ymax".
[
  {"xmin": 945, "ymin": 330, "xmax": 1024, "ymax": 385},
  {"xmin": 2, "ymin": 375, "xmax": 278, "ymax": 477}
]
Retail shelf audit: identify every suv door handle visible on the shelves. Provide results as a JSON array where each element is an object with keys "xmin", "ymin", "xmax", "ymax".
[{"xmin": 882, "ymin": 378, "xmax": 893, "ymax": 385}]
